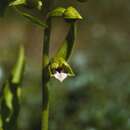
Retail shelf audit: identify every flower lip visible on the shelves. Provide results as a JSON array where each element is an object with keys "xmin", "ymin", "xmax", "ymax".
[{"xmin": 54, "ymin": 71, "xmax": 68, "ymax": 82}]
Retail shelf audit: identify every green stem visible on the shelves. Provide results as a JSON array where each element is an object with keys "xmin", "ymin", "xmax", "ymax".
[
  {"xmin": 42, "ymin": 0, "xmax": 54, "ymax": 129},
  {"xmin": 42, "ymin": 18, "xmax": 51, "ymax": 130},
  {"xmin": 41, "ymin": 0, "xmax": 52, "ymax": 18}
]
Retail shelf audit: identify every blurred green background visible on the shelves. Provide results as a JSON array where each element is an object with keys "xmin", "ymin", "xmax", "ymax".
[{"xmin": 0, "ymin": 0, "xmax": 130, "ymax": 130}]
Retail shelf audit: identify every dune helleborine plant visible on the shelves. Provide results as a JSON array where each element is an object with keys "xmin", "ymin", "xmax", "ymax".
[{"xmin": 0, "ymin": 0, "xmax": 86, "ymax": 130}]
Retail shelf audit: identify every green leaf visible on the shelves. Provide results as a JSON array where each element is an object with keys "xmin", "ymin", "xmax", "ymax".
[
  {"xmin": 0, "ymin": 115, "xmax": 3, "ymax": 128},
  {"xmin": 0, "ymin": 82, "xmax": 13, "ymax": 123},
  {"xmin": 10, "ymin": 0, "xmax": 43, "ymax": 10},
  {"xmin": 22, "ymin": 12, "xmax": 46, "ymax": 27},
  {"xmin": 64, "ymin": 6, "xmax": 82, "ymax": 20},
  {"xmin": 14, "ymin": 7, "xmax": 47, "ymax": 27},
  {"xmin": 1, "ymin": 45, "xmax": 25, "ymax": 129},
  {"xmin": 49, "ymin": 7, "xmax": 82, "ymax": 20},
  {"xmin": 11, "ymin": 45, "xmax": 25, "ymax": 84},
  {"xmin": 9, "ymin": 0, "xmax": 26, "ymax": 6},
  {"xmin": 49, "ymin": 7, "xmax": 66, "ymax": 17},
  {"xmin": 3, "ymin": 83, "xmax": 13, "ymax": 118}
]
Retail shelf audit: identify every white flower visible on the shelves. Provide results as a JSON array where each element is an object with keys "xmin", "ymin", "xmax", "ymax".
[{"xmin": 54, "ymin": 71, "xmax": 68, "ymax": 82}]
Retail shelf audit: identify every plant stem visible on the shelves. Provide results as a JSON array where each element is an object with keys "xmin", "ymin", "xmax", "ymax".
[
  {"xmin": 41, "ymin": 1, "xmax": 54, "ymax": 130},
  {"xmin": 42, "ymin": 17, "xmax": 51, "ymax": 130}
]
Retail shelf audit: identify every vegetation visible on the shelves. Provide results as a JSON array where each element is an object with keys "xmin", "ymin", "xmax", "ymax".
[
  {"xmin": 0, "ymin": 1, "xmax": 130, "ymax": 130},
  {"xmin": 0, "ymin": 0, "xmax": 85, "ymax": 130}
]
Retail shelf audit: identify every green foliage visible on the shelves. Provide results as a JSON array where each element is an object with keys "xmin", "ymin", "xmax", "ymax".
[
  {"xmin": 0, "ymin": 0, "xmax": 83, "ymax": 130},
  {"xmin": 15, "ymin": 7, "xmax": 47, "ymax": 27},
  {"xmin": 49, "ymin": 6, "xmax": 82, "ymax": 20},
  {"xmin": 49, "ymin": 7, "xmax": 66, "ymax": 17},
  {"xmin": 12, "ymin": 46, "xmax": 25, "ymax": 83},
  {"xmin": 10, "ymin": 0, "xmax": 42, "ymax": 10},
  {"xmin": 64, "ymin": 6, "xmax": 82, "ymax": 20},
  {"xmin": 0, "ymin": 46, "xmax": 25, "ymax": 130},
  {"xmin": 2, "ymin": 82, "xmax": 13, "ymax": 120},
  {"xmin": 9, "ymin": 0, "xmax": 26, "ymax": 6},
  {"xmin": 0, "ymin": 0, "xmax": 44, "ymax": 27},
  {"xmin": 22, "ymin": 13, "xmax": 46, "ymax": 27}
]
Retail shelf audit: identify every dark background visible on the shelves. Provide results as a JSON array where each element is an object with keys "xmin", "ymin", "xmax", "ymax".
[{"xmin": 0, "ymin": 0, "xmax": 130, "ymax": 130}]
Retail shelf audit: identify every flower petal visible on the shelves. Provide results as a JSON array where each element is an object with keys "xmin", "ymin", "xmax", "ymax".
[{"xmin": 54, "ymin": 71, "xmax": 68, "ymax": 82}]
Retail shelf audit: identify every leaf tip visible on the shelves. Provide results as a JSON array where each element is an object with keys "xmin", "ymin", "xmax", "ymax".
[
  {"xmin": 64, "ymin": 6, "xmax": 83, "ymax": 20},
  {"xmin": 49, "ymin": 7, "xmax": 66, "ymax": 17}
]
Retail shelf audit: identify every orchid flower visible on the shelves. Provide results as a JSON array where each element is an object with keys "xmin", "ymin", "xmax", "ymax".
[{"xmin": 48, "ymin": 58, "xmax": 75, "ymax": 82}]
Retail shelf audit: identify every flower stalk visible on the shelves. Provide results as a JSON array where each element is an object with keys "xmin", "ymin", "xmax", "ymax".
[{"xmin": 42, "ymin": 18, "xmax": 51, "ymax": 130}]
